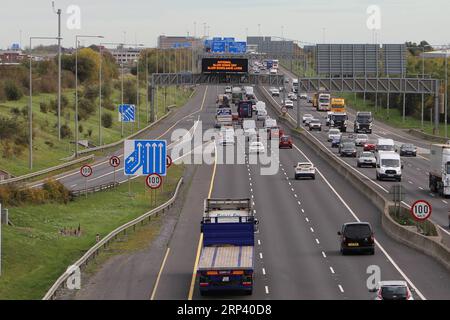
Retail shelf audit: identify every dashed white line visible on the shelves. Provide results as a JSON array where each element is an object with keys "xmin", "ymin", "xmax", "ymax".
[
  {"xmin": 294, "ymin": 194, "xmax": 298, "ymax": 198},
  {"xmin": 301, "ymin": 209, "xmax": 305, "ymax": 214},
  {"xmin": 338, "ymin": 285, "xmax": 344, "ymax": 293},
  {"xmin": 291, "ymin": 188, "xmax": 295, "ymax": 192},
  {"xmin": 443, "ymin": 200, "xmax": 448, "ymax": 204},
  {"xmin": 262, "ymin": 268, "xmax": 266, "ymax": 275},
  {"xmin": 330, "ymin": 267, "xmax": 335, "ymax": 274},
  {"xmin": 297, "ymin": 201, "xmax": 302, "ymax": 206},
  {"xmin": 305, "ymin": 218, "xmax": 309, "ymax": 223},
  {"xmin": 419, "ymin": 187, "xmax": 424, "ymax": 190},
  {"xmin": 265, "ymin": 286, "xmax": 269, "ymax": 295},
  {"xmin": 258, "ymin": 240, "xmax": 261, "ymax": 246},
  {"xmin": 315, "ymin": 238, "xmax": 320, "ymax": 244},
  {"xmin": 322, "ymin": 251, "xmax": 327, "ymax": 258},
  {"xmin": 259, "ymin": 253, "xmax": 263, "ymax": 259},
  {"xmin": 310, "ymin": 227, "xmax": 315, "ymax": 233}
]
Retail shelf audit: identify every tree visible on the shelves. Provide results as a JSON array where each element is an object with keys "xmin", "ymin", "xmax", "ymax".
[
  {"xmin": 102, "ymin": 113, "xmax": 113, "ymax": 128},
  {"xmin": 4, "ymin": 80, "xmax": 23, "ymax": 100}
]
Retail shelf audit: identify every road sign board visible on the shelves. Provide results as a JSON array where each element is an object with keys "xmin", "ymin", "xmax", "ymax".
[
  {"xmin": 80, "ymin": 165, "xmax": 93, "ymax": 178},
  {"xmin": 124, "ymin": 140, "xmax": 167, "ymax": 176},
  {"xmin": 228, "ymin": 42, "xmax": 247, "ymax": 54},
  {"xmin": 166, "ymin": 155, "xmax": 173, "ymax": 169},
  {"xmin": 109, "ymin": 156, "xmax": 121, "ymax": 168},
  {"xmin": 119, "ymin": 104, "xmax": 136, "ymax": 123},
  {"xmin": 146, "ymin": 174, "xmax": 162, "ymax": 189},
  {"xmin": 410, "ymin": 200, "xmax": 432, "ymax": 221},
  {"xmin": 211, "ymin": 41, "xmax": 226, "ymax": 53}
]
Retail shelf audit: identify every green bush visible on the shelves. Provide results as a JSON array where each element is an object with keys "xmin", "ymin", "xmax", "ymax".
[
  {"xmin": 102, "ymin": 113, "xmax": 113, "ymax": 128},
  {"xmin": 78, "ymin": 98, "xmax": 95, "ymax": 120},
  {"xmin": 4, "ymin": 80, "xmax": 23, "ymax": 101},
  {"xmin": 40, "ymin": 102, "xmax": 48, "ymax": 113},
  {"xmin": 60, "ymin": 124, "xmax": 72, "ymax": 139}
]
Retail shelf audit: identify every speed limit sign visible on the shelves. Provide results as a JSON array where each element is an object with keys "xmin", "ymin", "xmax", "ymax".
[
  {"xmin": 410, "ymin": 200, "xmax": 432, "ymax": 221},
  {"xmin": 80, "ymin": 165, "xmax": 93, "ymax": 178},
  {"xmin": 146, "ymin": 174, "xmax": 163, "ymax": 190}
]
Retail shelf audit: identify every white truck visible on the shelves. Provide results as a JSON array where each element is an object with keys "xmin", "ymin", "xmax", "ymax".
[{"xmin": 429, "ymin": 144, "xmax": 450, "ymax": 197}]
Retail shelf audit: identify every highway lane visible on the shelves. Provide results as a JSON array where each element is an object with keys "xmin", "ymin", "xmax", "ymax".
[
  {"xmin": 31, "ymin": 86, "xmax": 209, "ymax": 192},
  {"xmin": 257, "ymin": 89, "xmax": 450, "ymax": 299},
  {"xmin": 264, "ymin": 82, "xmax": 450, "ymax": 234}
]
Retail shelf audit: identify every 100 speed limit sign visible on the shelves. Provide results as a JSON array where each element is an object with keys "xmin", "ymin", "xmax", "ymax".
[
  {"xmin": 146, "ymin": 174, "xmax": 163, "ymax": 190},
  {"xmin": 410, "ymin": 200, "xmax": 432, "ymax": 221}
]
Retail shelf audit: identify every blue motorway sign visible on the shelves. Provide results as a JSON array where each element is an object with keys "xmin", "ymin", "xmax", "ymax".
[
  {"xmin": 223, "ymin": 37, "xmax": 235, "ymax": 43},
  {"xmin": 119, "ymin": 104, "xmax": 135, "ymax": 123},
  {"xmin": 211, "ymin": 41, "xmax": 226, "ymax": 53},
  {"xmin": 124, "ymin": 140, "xmax": 167, "ymax": 176},
  {"xmin": 228, "ymin": 42, "xmax": 247, "ymax": 54}
]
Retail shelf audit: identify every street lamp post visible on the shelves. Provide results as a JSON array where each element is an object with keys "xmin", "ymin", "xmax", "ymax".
[
  {"xmin": 445, "ymin": 49, "xmax": 449, "ymax": 138},
  {"xmin": 52, "ymin": 2, "xmax": 62, "ymax": 140},
  {"xmin": 75, "ymin": 35, "xmax": 104, "ymax": 157},
  {"xmin": 29, "ymin": 36, "xmax": 61, "ymax": 170}
]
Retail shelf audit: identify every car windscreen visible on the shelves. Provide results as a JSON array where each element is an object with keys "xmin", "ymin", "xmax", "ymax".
[
  {"xmin": 329, "ymin": 130, "xmax": 340, "ymax": 135},
  {"xmin": 361, "ymin": 153, "xmax": 373, "ymax": 158},
  {"xmin": 381, "ymin": 286, "xmax": 408, "ymax": 300},
  {"xmin": 343, "ymin": 143, "xmax": 355, "ymax": 149},
  {"xmin": 281, "ymin": 137, "xmax": 289, "ymax": 142},
  {"xmin": 378, "ymin": 145, "xmax": 395, "ymax": 151},
  {"xmin": 332, "ymin": 115, "xmax": 346, "ymax": 121},
  {"xmin": 357, "ymin": 115, "xmax": 372, "ymax": 123},
  {"xmin": 344, "ymin": 224, "xmax": 371, "ymax": 238},
  {"xmin": 319, "ymin": 98, "xmax": 329, "ymax": 103},
  {"xmin": 381, "ymin": 159, "xmax": 400, "ymax": 167}
]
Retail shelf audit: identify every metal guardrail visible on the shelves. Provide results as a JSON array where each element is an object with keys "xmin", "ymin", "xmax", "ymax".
[
  {"xmin": 70, "ymin": 182, "xmax": 119, "ymax": 197},
  {"xmin": 42, "ymin": 177, "xmax": 184, "ymax": 300},
  {"xmin": 0, "ymin": 155, "xmax": 95, "ymax": 186}
]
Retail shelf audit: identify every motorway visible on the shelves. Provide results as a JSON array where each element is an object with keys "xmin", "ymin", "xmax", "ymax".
[
  {"xmin": 274, "ymin": 66, "xmax": 450, "ymax": 235},
  {"xmin": 30, "ymin": 86, "xmax": 209, "ymax": 192},
  {"xmin": 139, "ymin": 84, "xmax": 450, "ymax": 300}
]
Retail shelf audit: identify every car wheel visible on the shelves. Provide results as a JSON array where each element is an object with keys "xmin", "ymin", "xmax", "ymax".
[
  {"xmin": 245, "ymin": 289, "xmax": 253, "ymax": 296},
  {"xmin": 312, "ymin": 175, "xmax": 316, "ymax": 180},
  {"xmin": 341, "ymin": 248, "xmax": 347, "ymax": 256},
  {"xmin": 397, "ymin": 177, "xmax": 402, "ymax": 182},
  {"xmin": 357, "ymin": 163, "xmax": 361, "ymax": 168},
  {"xmin": 369, "ymin": 248, "xmax": 375, "ymax": 255}
]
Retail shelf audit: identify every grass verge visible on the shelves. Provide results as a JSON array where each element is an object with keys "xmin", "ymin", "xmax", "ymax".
[{"xmin": 0, "ymin": 164, "xmax": 184, "ymax": 300}]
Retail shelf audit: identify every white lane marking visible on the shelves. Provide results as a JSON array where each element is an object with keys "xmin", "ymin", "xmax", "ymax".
[
  {"xmin": 443, "ymin": 200, "xmax": 448, "ymax": 205},
  {"xmin": 338, "ymin": 285, "xmax": 344, "ymax": 293},
  {"xmin": 419, "ymin": 187, "xmax": 424, "ymax": 190},
  {"xmin": 253, "ymin": 210, "xmax": 257, "ymax": 214},
  {"xmin": 305, "ymin": 218, "xmax": 309, "ymax": 222},
  {"xmin": 310, "ymin": 227, "xmax": 315, "ymax": 233},
  {"xmin": 315, "ymin": 238, "xmax": 320, "ymax": 244},
  {"xmin": 258, "ymin": 240, "xmax": 261, "ymax": 246},
  {"xmin": 70, "ymin": 184, "xmax": 77, "ymax": 188},
  {"xmin": 262, "ymin": 268, "xmax": 266, "ymax": 275},
  {"xmin": 294, "ymin": 194, "xmax": 298, "ymax": 198},
  {"xmin": 408, "ymin": 181, "xmax": 413, "ymax": 185},
  {"xmin": 291, "ymin": 188, "xmax": 295, "ymax": 192},
  {"xmin": 301, "ymin": 209, "xmax": 305, "ymax": 214},
  {"xmin": 259, "ymin": 253, "xmax": 263, "ymax": 259},
  {"xmin": 330, "ymin": 267, "xmax": 335, "ymax": 274},
  {"xmin": 298, "ymin": 201, "xmax": 302, "ymax": 205},
  {"xmin": 265, "ymin": 286, "xmax": 269, "ymax": 294},
  {"xmin": 322, "ymin": 251, "xmax": 327, "ymax": 258},
  {"xmin": 291, "ymin": 144, "xmax": 428, "ymax": 300}
]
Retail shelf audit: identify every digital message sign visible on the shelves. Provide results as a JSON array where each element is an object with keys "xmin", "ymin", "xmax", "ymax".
[{"xmin": 202, "ymin": 58, "xmax": 248, "ymax": 74}]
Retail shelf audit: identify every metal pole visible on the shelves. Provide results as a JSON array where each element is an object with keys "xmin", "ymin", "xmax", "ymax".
[
  {"xmin": 99, "ymin": 46, "xmax": 103, "ymax": 146},
  {"xmin": 29, "ymin": 38, "xmax": 33, "ymax": 170},
  {"xmin": 121, "ymin": 57, "xmax": 124, "ymax": 138},
  {"xmin": 57, "ymin": 8, "xmax": 62, "ymax": 140},
  {"xmin": 75, "ymin": 37, "xmax": 79, "ymax": 157},
  {"xmin": 136, "ymin": 56, "xmax": 140, "ymax": 130},
  {"xmin": 296, "ymin": 91, "xmax": 301, "ymax": 129},
  {"xmin": 435, "ymin": 82, "xmax": 440, "ymax": 135},
  {"xmin": 0, "ymin": 203, "xmax": 2, "ymax": 277},
  {"xmin": 403, "ymin": 92, "xmax": 406, "ymax": 123},
  {"xmin": 445, "ymin": 51, "xmax": 448, "ymax": 138},
  {"xmin": 422, "ymin": 47, "xmax": 425, "ymax": 130},
  {"xmin": 146, "ymin": 51, "xmax": 149, "ymax": 123}
]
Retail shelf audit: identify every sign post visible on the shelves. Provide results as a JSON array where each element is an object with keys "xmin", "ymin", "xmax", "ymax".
[
  {"xmin": 80, "ymin": 165, "xmax": 93, "ymax": 198},
  {"xmin": 411, "ymin": 200, "xmax": 432, "ymax": 235},
  {"xmin": 146, "ymin": 174, "xmax": 163, "ymax": 207},
  {"xmin": 109, "ymin": 156, "xmax": 121, "ymax": 184}
]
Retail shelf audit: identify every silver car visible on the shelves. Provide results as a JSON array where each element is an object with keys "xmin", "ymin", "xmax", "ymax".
[
  {"xmin": 357, "ymin": 151, "xmax": 376, "ymax": 168},
  {"xmin": 355, "ymin": 134, "xmax": 369, "ymax": 146}
]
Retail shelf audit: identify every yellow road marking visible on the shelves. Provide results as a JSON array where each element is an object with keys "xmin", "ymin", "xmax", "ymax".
[
  {"xmin": 150, "ymin": 248, "xmax": 171, "ymax": 300},
  {"xmin": 188, "ymin": 142, "xmax": 217, "ymax": 300}
]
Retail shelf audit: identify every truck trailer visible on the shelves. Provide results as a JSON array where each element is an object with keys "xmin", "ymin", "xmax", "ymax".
[
  {"xmin": 429, "ymin": 144, "xmax": 450, "ymax": 197},
  {"xmin": 198, "ymin": 199, "xmax": 257, "ymax": 295}
]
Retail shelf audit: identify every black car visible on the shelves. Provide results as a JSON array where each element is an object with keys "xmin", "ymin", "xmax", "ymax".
[
  {"xmin": 400, "ymin": 144, "xmax": 417, "ymax": 157},
  {"xmin": 338, "ymin": 222, "xmax": 375, "ymax": 255},
  {"xmin": 339, "ymin": 142, "xmax": 357, "ymax": 157}
]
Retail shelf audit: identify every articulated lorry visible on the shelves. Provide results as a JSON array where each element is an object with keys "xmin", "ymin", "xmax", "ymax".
[
  {"xmin": 198, "ymin": 199, "xmax": 258, "ymax": 296},
  {"xmin": 354, "ymin": 111, "xmax": 373, "ymax": 134},
  {"xmin": 429, "ymin": 144, "xmax": 450, "ymax": 197},
  {"xmin": 313, "ymin": 89, "xmax": 331, "ymax": 111}
]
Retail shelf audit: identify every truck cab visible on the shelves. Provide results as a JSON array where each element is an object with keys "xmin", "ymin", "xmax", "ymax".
[
  {"xmin": 314, "ymin": 93, "xmax": 331, "ymax": 111},
  {"xmin": 429, "ymin": 144, "xmax": 450, "ymax": 197},
  {"xmin": 329, "ymin": 113, "xmax": 348, "ymax": 132},
  {"xmin": 354, "ymin": 112, "xmax": 373, "ymax": 134}
]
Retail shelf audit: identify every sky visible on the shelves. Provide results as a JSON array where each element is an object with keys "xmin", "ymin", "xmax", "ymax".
[{"xmin": 0, "ymin": 0, "xmax": 449, "ymax": 49}]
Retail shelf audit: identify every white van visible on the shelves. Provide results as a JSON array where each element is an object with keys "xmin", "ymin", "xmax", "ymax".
[
  {"xmin": 256, "ymin": 101, "xmax": 266, "ymax": 112},
  {"xmin": 376, "ymin": 138, "xmax": 396, "ymax": 153},
  {"xmin": 376, "ymin": 152, "xmax": 403, "ymax": 182},
  {"xmin": 264, "ymin": 118, "xmax": 277, "ymax": 129},
  {"xmin": 243, "ymin": 120, "xmax": 257, "ymax": 139}
]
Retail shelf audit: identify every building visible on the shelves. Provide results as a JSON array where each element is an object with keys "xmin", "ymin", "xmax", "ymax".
[
  {"xmin": 0, "ymin": 49, "xmax": 27, "ymax": 65},
  {"xmin": 158, "ymin": 36, "xmax": 203, "ymax": 49},
  {"xmin": 108, "ymin": 46, "xmax": 145, "ymax": 65}
]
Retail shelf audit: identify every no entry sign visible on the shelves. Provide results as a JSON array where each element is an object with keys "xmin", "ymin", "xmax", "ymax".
[{"xmin": 410, "ymin": 200, "xmax": 432, "ymax": 221}]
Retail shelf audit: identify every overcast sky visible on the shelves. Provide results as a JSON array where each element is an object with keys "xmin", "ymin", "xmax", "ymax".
[{"xmin": 1, "ymin": 0, "xmax": 449, "ymax": 49}]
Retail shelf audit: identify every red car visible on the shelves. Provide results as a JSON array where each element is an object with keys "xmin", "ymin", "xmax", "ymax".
[
  {"xmin": 279, "ymin": 136, "xmax": 293, "ymax": 149},
  {"xmin": 363, "ymin": 142, "xmax": 376, "ymax": 152}
]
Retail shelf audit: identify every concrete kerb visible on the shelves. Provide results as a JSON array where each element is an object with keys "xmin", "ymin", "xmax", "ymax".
[
  {"xmin": 257, "ymin": 85, "xmax": 450, "ymax": 274},
  {"xmin": 408, "ymin": 129, "xmax": 449, "ymax": 144}
]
